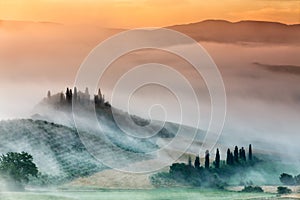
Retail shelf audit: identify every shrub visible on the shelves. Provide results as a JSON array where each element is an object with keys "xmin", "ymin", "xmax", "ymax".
[
  {"xmin": 241, "ymin": 186, "xmax": 264, "ymax": 193},
  {"xmin": 0, "ymin": 152, "xmax": 38, "ymax": 183},
  {"xmin": 277, "ymin": 186, "xmax": 292, "ymax": 194},
  {"xmin": 280, "ymin": 173, "xmax": 295, "ymax": 185},
  {"xmin": 294, "ymin": 174, "xmax": 300, "ymax": 185},
  {"xmin": 0, "ymin": 152, "xmax": 39, "ymax": 190}
]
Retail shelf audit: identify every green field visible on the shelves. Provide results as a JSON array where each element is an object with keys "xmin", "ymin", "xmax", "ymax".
[{"xmin": 0, "ymin": 189, "xmax": 284, "ymax": 200}]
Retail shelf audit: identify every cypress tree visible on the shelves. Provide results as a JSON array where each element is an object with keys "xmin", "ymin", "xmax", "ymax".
[
  {"xmin": 230, "ymin": 152, "xmax": 234, "ymax": 165},
  {"xmin": 249, "ymin": 144, "xmax": 253, "ymax": 161},
  {"xmin": 66, "ymin": 88, "xmax": 70, "ymax": 103},
  {"xmin": 241, "ymin": 147, "xmax": 246, "ymax": 161},
  {"xmin": 74, "ymin": 87, "xmax": 77, "ymax": 102},
  {"xmin": 239, "ymin": 149, "xmax": 242, "ymax": 159},
  {"xmin": 215, "ymin": 148, "xmax": 220, "ymax": 168},
  {"xmin": 66, "ymin": 88, "xmax": 69, "ymax": 97},
  {"xmin": 69, "ymin": 89, "xmax": 73, "ymax": 103},
  {"xmin": 226, "ymin": 149, "xmax": 230, "ymax": 165},
  {"xmin": 194, "ymin": 156, "xmax": 200, "ymax": 169},
  {"xmin": 188, "ymin": 156, "xmax": 192, "ymax": 167},
  {"xmin": 205, "ymin": 150, "xmax": 210, "ymax": 169},
  {"xmin": 234, "ymin": 146, "xmax": 239, "ymax": 163}
]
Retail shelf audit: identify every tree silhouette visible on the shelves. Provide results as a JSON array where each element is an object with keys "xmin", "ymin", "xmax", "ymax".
[
  {"xmin": 66, "ymin": 88, "xmax": 70, "ymax": 103},
  {"xmin": 249, "ymin": 144, "xmax": 253, "ymax": 161},
  {"xmin": 194, "ymin": 156, "xmax": 200, "ymax": 169},
  {"xmin": 234, "ymin": 146, "xmax": 239, "ymax": 163},
  {"xmin": 47, "ymin": 90, "xmax": 51, "ymax": 99},
  {"xmin": 94, "ymin": 95, "xmax": 99, "ymax": 105},
  {"xmin": 65, "ymin": 88, "xmax": 73, "ymax": 104},
  {"xmin": 226, "ymin": 148, "xmax": 231, "ymax": 165},
  {"xmin": 239, "ymin": 148, "xmax": 242, "ymax": 159},
  {"xmin": 66, "ymin": 88, "xmax": 69, "ymax": 97},
  {"xmin": 215, "ymin": 148, "xmax": 220, "ymax": 168},
  {"xmin": 0, "ymin": 152, "xmax": 38, "ymax": 184},
  {"xmin": 205, "ymin": 150, "xmax": 210, "ymax": 169},
  {"xmin": 230, "ymin": 152, "xmax": 234, "ymax": 164},
  {"xmin": 98, "ymin": 88, "xmax": 103, "ymax": 104},
  {"xmin": 280, "ymin": 173, "xmax": 295, "ymax": 185},
  {"xmin": 188, "ymin": 156, "xmax": 192, "ymax": 167},
  {"xmin": 69, "ymin": 89, "xmax": 72, "ymax": 103},
  {"xmin": 226, "ymin": 148, "xmax": 234, "ymax": 166},
  {"xmin": 74, "ymin": 87, "xmax": 77, "ymax": 102},
  {"xmin": 241, "ymin": 147, "xmax": 246, "ymax": 161}
]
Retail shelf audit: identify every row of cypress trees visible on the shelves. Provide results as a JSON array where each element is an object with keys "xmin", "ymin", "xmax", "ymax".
[{"xmin": 191, "ymin": 144, "xmax": 253, "ymax": 169}]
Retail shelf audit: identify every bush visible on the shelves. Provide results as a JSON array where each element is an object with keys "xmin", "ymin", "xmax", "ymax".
[
  {"xmin": 280, "ymin": 173, "xmax": 295, "ymax": 185},
  {"xmin": 0, "ymin": 152, "xmax": 39, "ymax": 191},
  {"xmin": 294, "ymin": 174, "xmax": 300, "ymax": 185},
  {"xmin": 277, "ymin": 186, "xmax": 292, "ymax": 194},
  {"xmin": 0, "ymin": 152, "xmax": 38, "ymax": 183},
  {"xmin": 241, "ymin": 186, "xmax": 264, "ymax": 193}
]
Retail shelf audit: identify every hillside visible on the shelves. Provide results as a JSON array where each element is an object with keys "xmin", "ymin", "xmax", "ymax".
[
  {"xmin": 1, "ymin": 88, "xmax": 297, "ymax": 188},
  {"xmin": 0, "ymin": 89, "xmax": 206, "ymax": 177},
  {"xmin": 0, "ymin": 119, "xmax": 104, "ymax": 181},
  {"xmin": 168, "ymin": 20, "xmax": 300, "ymax": 44}
]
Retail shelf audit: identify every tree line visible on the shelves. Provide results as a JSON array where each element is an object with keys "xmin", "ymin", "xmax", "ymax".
[
  {"xmin": 47, "ymin": 87, "xmax": 111, "ymax": 108},
  {"xmin": 191, "ymin": 144, "xmax": 253, "ymax": 170},
  {"xmin": 152, "ymin": 144, "xmax": 257, "ymax": 188}
]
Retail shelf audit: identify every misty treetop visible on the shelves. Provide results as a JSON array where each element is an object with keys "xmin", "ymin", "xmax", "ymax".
[{"xmin": 46, "ymin": 87, "xmax": 111, "ymax": 108}]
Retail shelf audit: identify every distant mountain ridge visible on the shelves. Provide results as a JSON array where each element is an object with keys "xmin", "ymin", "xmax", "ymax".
[
  {"xmin": 167, "ymin": 19, "xmax": 300, "ymax": 44},
  {"xmin": 1, "ymin": 19, "xmax": 299, "ymax": 44}
]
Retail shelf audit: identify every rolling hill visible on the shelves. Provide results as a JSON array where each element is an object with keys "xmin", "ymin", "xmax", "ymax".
[
  {"xmin": 168, "ymin": 20, "xmax": 300, "ymax": 44},
  {"xmin": 0, "ymin": 119, "xmax": 104, "ymax": 181}
]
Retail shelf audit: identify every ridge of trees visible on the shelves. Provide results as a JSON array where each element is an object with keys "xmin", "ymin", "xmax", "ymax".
[
  {"xmin": 187, "ymin": 144, "xmax": 254, "ymax": 170},
  {"xmin": 47, "ymin": 87, "xmax": 111, "ymax": 108}
]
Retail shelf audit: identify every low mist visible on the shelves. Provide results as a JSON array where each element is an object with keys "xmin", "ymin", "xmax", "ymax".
[{"xmin": 0, "ymin": 21, "xmax": 300, "ymax": 161}]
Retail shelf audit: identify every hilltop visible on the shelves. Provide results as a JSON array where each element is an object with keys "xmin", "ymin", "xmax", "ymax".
[{"xmin": 167, "ymin": 20, "xmax": 300, "ymax": 44}]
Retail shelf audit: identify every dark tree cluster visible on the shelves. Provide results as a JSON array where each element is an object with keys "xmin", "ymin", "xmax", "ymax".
[
  {"xmin": 226, "ymin": 145, "xmax": 249, "ymax": 166},
  {"xmin": 162, "ymin": 144, "xmax": 256, "ymax": 188},
  {"xmin": 184, "ymin": 144, "xmax": 253, "ymax": 171},
  {"xmin": 0, "ymin": 152, "xmax": 38, "ymax": 190},
  {"xmin": 47, "ymin": 87, "xmax": 111, "ymax": 108},
  {"xmin": 277, "ymin": 186, "xmax": 292, "ymax": 194},
  {"xmin": 65, "ymin": 87, "xmax": 73, "ymax": 103},
  {"xmin": 279, "ymin": 173, "xmax": 300, "ymax": 185},
  {"xmin": 241, "ymin": 185, "xmax": 263, "ymax": 193}
]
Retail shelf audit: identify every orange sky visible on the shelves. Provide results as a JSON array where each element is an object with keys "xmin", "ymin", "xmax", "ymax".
[{"xmin": 0, "ymin": 0, "xmax": 299, "ymax": 28}]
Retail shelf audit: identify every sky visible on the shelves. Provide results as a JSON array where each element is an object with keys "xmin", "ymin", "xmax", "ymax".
[{"xmin": 0, "ymin": 0, "xmax": 299, "ymax": 28}]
